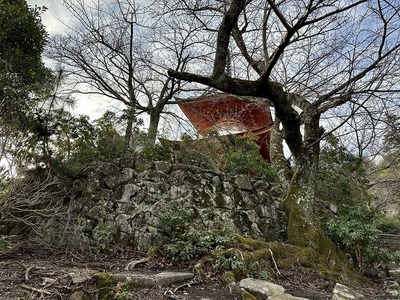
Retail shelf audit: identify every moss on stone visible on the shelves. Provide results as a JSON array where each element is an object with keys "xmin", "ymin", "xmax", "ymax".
[
  {"xmin": 240, "ymin": 289, "xmax": 258, "ymax": 300},
  {"xmin": 277, "ymin": 166, "xmax": 369, "ymax": 287},
  {"xmin": 94, "ymin": 273, "xmax": 120, "ymax": 299},
  {"xmin": 220, "ymin": 271, "xmax": 236, "ymax": 284},
  {"xmin": 147, "ymin": 246, "xmax": 159, "ymax": 259},
  {"xmin": 214, "ymin": 192, "xmax": 227, "ymax": 207},
  {"xmin": 235, "ymin": 235, "xmax": 269, "ymax": 250},
  {"xmin": 69, "ymin": 290, "xmax": 94, "ymax": 300},
  {"xmin": 229, "ymin": 233, "xmax": 367, "ymax": 287},
  {"xmin": 93, "ymin": 273, "xmax": 141, "ymax": 300}
]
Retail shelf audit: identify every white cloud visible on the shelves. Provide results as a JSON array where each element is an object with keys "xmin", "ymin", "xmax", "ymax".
[
  {"xmin": 27, "ymin": 0, "xmax": 72, "ymax": 34},
  {"xmin": 27, "ymin": 1, "xmax": 116, "ymax": 119}
]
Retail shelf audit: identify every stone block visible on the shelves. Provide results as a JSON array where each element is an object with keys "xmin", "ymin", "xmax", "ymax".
[
  {"xmin": 235, "ymin": 174, "xmax": 253, "ymax": 190},
  {"xmin": 241, "ymin": 289, "xmax": 258, "ymax": 300},
  {"xmin": 114, "ymin": 183, "xmax": 142, "ymax": 202},
  {"xmin": 385, "ymin": 280, "xmax": 400, "ymax": 299},
  {"xmin": 86, "ymin": 176, "xmax": 100, "ymax": 193},
  {"xmin": 104, "ymin": 168, "xmax": 135, "ymax": 189},
  {"xmin": 119, "ymin": 157, "xmax": 135, "ymax": 168},
  {"xmin": 69, "ymin": 272, "xmax": 91, "ymax": 284},
  {"xmin": 331, "ymin": 283, "xmax": 365, "ymax": 300},
  {"xmin": 114, "ymin": 214, "xmax": 133, "ymax": 234},
  {"xmin": 135, "ymin": 158, "xmax": 154, "ymax": 172},
  {"xmin": 154, "ymin": 161, "xmax": 172, "ymax": 173},
  {"xmin": 240, "ymin": 278, "xmax": 285, "ymax": 300},
  {"xmin": 154, "ymin": 272, "xmax": 194, "ymax": 287},
  {"xmin": 69, "ymin": 290, "xmax": 94, "ymax": 300},
  {"xmin": 86, "ymin": 205, "xmax": 108, "ymax": 220},
  {"xmin": 389, "ymin": 269, "xmax": 400, "ymax": 282},
  {"xmin": 214, "ymin": 192, "xmax": 235, "ymax": 209},
  {"xmin": 82, "ymin": 161, "xmax": 119, "ymax": 176},
  {"xmin": 115, "ymin": 273, "xmax": 155, "ymax": 287},
  {"xmin": 270, "ymin": 293, "xmax": 310, "ymax": 300}
]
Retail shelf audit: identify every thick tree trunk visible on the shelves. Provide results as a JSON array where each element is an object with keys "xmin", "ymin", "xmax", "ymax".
[
  {"xmin": 283, "ymin": 162, "xmax": 318, "ymax": 246},
  {"xmin": 147, "ymin": 110, "xmax": 160, "ymax": 145},
  {"xmin": 282, "ymin": 109, "xmax": 337, "ymax": 255},
  {"xmin": 124, "ymin": 116, "xmax": 134, "ymax": 148},
  {"xmin": 269, "ymin": 118, "xmax": 292, "ymax": 186},
  {"xmin": 124, "ymin": 103, "xmax": 136, "ymax": 148},
  {"xmin": 283, "ymin": 108, "xmax": 319, "ymax": 242},
  {"xmin": 282, "ymin": 164, "xmax": 363, "ymax": 283}
]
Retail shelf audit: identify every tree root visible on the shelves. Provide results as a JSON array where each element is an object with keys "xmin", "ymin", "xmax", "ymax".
[
  {"xmin": 25, "ymin": 265, "xmax": 36, "ymax": 281},
  {"xmin": 268, "ymin": 248, "xmax": 281, "ymax": 276},
  {"xmin": 21, "ymin": 283, "xmax": 52, "ymax": 295},
  {"xmin": 125, "ymin": 257, "xmax": 148, "ymax": 271}
]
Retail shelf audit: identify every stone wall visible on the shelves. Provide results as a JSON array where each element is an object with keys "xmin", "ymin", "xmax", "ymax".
[
  {"xmin": 67, "ymin": 158, "xmax": 286, "ymax": 251},
  {"xmin": 378, "ymin": 234, "xmax": 400, "ymax": 251}
]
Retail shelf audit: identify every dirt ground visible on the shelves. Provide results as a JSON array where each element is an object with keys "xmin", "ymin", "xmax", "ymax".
[{"xmin": 0, "ymin": 238, "xmax": 388, "ymax": 300}]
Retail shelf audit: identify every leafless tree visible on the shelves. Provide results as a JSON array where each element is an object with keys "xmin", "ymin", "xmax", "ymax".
[
  {"xmin": 167, "ymin": 0, "xmax": 400, "ymax": 253},
  {"xmin": 368, "ymin": 111, "xmax": 400, "ymax": 212},
  {"xmin": 47, "ymin": 0, "xmax": 208, "ymax": 144}
]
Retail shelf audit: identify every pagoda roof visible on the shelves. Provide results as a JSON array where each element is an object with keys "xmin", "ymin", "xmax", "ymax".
[
  {"xmin": 178, "ymin": 94, "xmax": 273, "ymax": 137},
  {"xmin": 178, "ymin": 93, "xmax": 274, "ymax": 161}
]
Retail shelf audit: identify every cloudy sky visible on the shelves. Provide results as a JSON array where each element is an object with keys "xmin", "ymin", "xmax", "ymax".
[
  {"xmin": 27, "ymin": 0, "xmax": 70, "ymax": 33},
  {"xmin": 26, "ymin": 0, "xmax": 120, "ymax": 120}
]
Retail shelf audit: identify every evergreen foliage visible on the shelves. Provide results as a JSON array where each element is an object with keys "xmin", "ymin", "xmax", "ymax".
[
  {"xmin": 318, "ymin": 137, "xmax": 400, "ymax": 271},
  {"xmin": 0, "ymin": 0, "xmax": 53, "ymax": 126},
  {"xmin": 326, "ymin": 204, "xmax": 400, "ymax": 271},
  {"xmin": 317, "ymin": 136, "xmax": 372, "ymax": 206}
]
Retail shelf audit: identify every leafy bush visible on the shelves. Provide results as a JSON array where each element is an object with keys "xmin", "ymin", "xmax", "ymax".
[
  {"xmin": 248, "ymin": 262, "xmax": 271, "ymax": 280},
  {"xmin": 158, "ymin": 205, "xmax": 275, "ymax": 279},
  {"xmin": 15, "ymin": 109, "xmax": 134, "ymax": 180},
  {"xmin": 0, "ymin": 235, "xmax": 10, "ymax": 253},
  {"xmin": 138, "ymin": 135, "xmax": 171, "ymax": 161},
  {"xmin": 317, "ymin": 139, "xmax": 372, "ymax": 206},
  {"xmin": 92, "ymin": 223, "xmax": 114, "ymax": 252},
  {"xmin": 95, "ymin": 112, "xmax": 129, "ymax": 161},
  {"xmin": 377, "ymin": 216, "xmax": 400, "ymax": 234},
  {"xmin": 212, "ymin": 249, "xmax": 245, "ymax": 274},
  {"xmin": 379, "ymin": 223, "xmax": 399, "ymax": 234},
  {"xmin": 224, "ymin": 135, "xmax": 279, "ymax": 181},
  {"xmin": 160, "ymin": 204, "xmax": 237, "ymax": 266},
  {"xmin": 209, "ymin": 244, "xmax": 273, "ymax": 280},
  {"xmin": 159, "ymin": 205, "xmax": 194, "ymax": 236},
  {"xmin": 164, "ymin": 228, "xmax": 236, "ymax": 263},
  {"xmin": 226, "ymin": 151, "xmax": 278, "ymax": 181},
  {"xmin": 326, "ymin": 204, "xmax": 399, "ymax": 271}
]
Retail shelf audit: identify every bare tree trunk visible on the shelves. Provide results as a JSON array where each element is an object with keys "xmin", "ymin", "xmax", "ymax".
[
  {"xmin": 124, "ymin": 104, "xmax": 136, "ymax": 148},
  {"xmin": 269, "ymin": 118, "xmax": 292, "ymax": 185},
  {"xmin": 148, "ymin": 110, "xmax": 161, "ymax": 145},
  {"xmin": 282, "ymin": 110, "xmax": 329, "ymax": 251}
]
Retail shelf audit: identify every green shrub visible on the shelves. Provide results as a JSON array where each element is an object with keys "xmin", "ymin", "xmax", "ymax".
[
  {"xmin": 317, "ymin": 143, "xmax": 372, "ymax": 206},
  {"xmin": 325, "ymin": 204, "xmax": 400, "ymax": 271},
  {"xmin": 0, "ymin": 235, "xmax": 10, "ymax": 253},
  {"xmin": 160, "ymin": 205, "xmax": 236, "ymax": 264},
  {"xmin": 212, "ymin": 249, "xmax": 245, "ymax": 274},
  {"xmin": 164, "ymin": 228, "xmax": 236, "ymax": 263},
  {"xmin": 226, "ymin": 151, "xmax": 278, "ymax": 181},
  {"xmin": 377, "ymin": 216, "xmax": 400, "ymax": 234},
  {"xmin": 92, "ymin": 223, "xmax": 114, "ymax": 252},
  {"xmin": 159, "ymin": 205, "xmax": 194, "ymax": 236},
  {"xmin": 225, "ymin": 135, "xmax": 278, "ymax": 181},
  {"xmin": 138, "ymin": 133, "xmax": 171, "ymax": 161}
]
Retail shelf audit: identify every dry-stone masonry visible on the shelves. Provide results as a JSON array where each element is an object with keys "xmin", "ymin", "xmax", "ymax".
[
  {"xmin": 331, "ymin": 283, "xmax": 365, "ymax": 300},
  {"xmin": 378, "ymin": 234, "xmax": 400, "ymax": 251},
  {"xmin": 70, "ymin": 158, "xmax": 286, "ymax": 251},
  {"xmin": 239, "ymin": 278, "xmax": 309, "ymax": 300}
]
